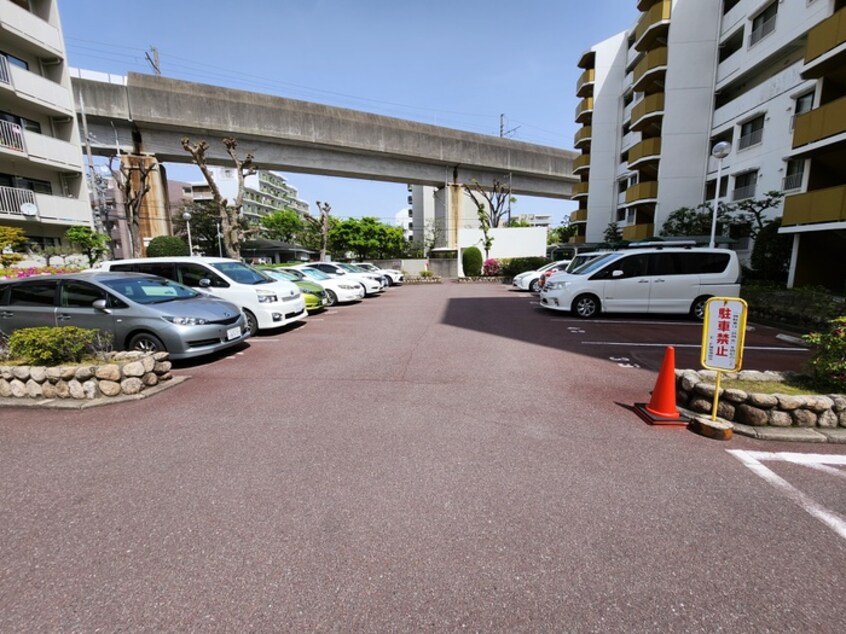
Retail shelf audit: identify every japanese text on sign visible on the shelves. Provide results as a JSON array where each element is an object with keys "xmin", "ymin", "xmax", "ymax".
[{"xmin": 701, "ymin": 297, "xmax": 748, "ymax": 372}]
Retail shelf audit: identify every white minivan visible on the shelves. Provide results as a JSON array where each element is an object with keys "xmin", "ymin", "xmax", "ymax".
[
  {"xmin": 96, "ymin": 257, "xmax": 307, "ymax": 335},
  {"xmin": 539, "ymin": 247, "xmax": 741, "ymax": 319}
]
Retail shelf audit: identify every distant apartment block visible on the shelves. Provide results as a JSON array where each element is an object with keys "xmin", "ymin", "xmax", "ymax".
[
  {"xmin": 186, "ymin": 168, "xmax": 309, "ymax": 221},
  {"xmin": 395, "ymin": 203, "xmax": 413, "ymax": 242},
  {"xmin": 573, "ymin": 0, "xmax": 844, "ymax": 290},
  {"xmin": 0, "ymin": 0, "xmax": 91, "ymax": 247}
]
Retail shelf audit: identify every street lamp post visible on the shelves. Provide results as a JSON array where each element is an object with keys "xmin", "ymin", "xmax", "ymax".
[
  {"xmin": 709, "ymin": 141, "xmax": 732, "ymax": 249},
  {"xmin": 216, "ymin": 222, "xmax": 223, "ymax": 257},
  {"xmin": 182, "ymin": 210, "xmax": 193, "ymax": 255}
]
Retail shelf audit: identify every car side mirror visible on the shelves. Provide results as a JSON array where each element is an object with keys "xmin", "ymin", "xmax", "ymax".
[
  {"xmin": 612, "ymin": 270, "xmax": 624, "ymax": 278},
  {"xmin": 199, "ymin": 278, "xmax": 211, "ymax": 288},
  {"xmin": 92, "ymin": 299, "xmax": 109, "ymax": 311}
]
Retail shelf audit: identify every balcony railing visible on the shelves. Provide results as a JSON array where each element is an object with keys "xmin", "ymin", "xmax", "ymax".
[
  {"xmin": 738, "ymin": 127, "xmax": 763, "ymax": 150},
  {"xmin": 732, "ymin": 184, "xmax": 756, "ymax": 201},
  {"xmin": 622, "ymin": 223, "xmax": 654, "ymax": 241},
  {"xmin": 805, "ymin": 6, "xmax": 846, "ymax": 65},
  {"xmin": 783, "ymin": 172, "xmax": 804, "ymax": 191},
  {"xmin": 571, "ymin": 182, "xmax": 589, "ymax": 199},
  {"xmin": 792, "ymin": 95, "xmax": 846, "ymax": 148},
  {"xmin": 0, "ymin": 120, "xmax": 25, "ymax": 152},
  {"xmin": 783, "ymin": 185, "xmax": 846, "ymax": 226},
  {"xmin": 0, "ymin": 186, "xmax": 36, "ymax": 216},
  {"xmin": 748, "ymin": 15, "xmax": 776, "ymax": 47}
]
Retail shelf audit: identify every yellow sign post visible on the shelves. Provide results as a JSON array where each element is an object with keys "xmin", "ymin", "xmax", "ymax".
[{"xmin": 700, "ymin": 297, "xmax": 748, "ymax": 421}]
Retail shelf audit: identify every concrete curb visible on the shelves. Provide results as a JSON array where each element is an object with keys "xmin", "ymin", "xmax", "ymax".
[
  {"xmin": 0, "ymin": 376, "xmax": 189, "ymax": 409},
  {"xmin": 680, "ymin": 406, "xmax": 846, "ymax": 443}
]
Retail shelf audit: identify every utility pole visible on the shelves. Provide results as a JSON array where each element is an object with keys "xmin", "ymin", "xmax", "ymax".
[
  {"xmin": 145, "ymin": 46, "xmax": 161, "ymax": 76},
  {"xmin": 78, "ymin": 90, "xmax": 108, "ymax": 235},
  {"xmin": 499, "ymin": 114, "xmax": 520, "ymax": 138}
]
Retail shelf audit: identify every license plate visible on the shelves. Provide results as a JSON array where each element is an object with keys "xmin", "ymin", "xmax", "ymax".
[{"xmin": 226, "ymin": 326, "xmax": 241, "ymax": 340}]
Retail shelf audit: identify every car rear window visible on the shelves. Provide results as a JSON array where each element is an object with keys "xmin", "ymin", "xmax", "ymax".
[
  {"xmin": 6, "ymin": 280, "xmax": 58, "ymax": 306},
  {"xmin": 101, "ymin": 277, "xmax": 200, "ymax": 304}
]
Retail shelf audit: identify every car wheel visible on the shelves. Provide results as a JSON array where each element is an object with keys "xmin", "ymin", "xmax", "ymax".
[
  {"xmin": 128, "ymin": 332, "xmax": 166, "ymax": 354},
  {"xmin": 529, "ymin": 279, "xmax": 539, "ymax": 293},
  {"xmin": 573, "ymin": 294, "xmax": 600, "ymax": 319},
  {"xmin": 691, "ymin": 296, "xmax": 710, "ymax": 321},
  {"xmin": 325, "ymin": 289, "xmax": 338, "ymax": 306},
  {"xmin": 243, "ymin": 309, "xmax": 259, "ymax": 336},
  {"xmin": 386, "ymin": 276, "xmax": 394, "ymax": 287}
]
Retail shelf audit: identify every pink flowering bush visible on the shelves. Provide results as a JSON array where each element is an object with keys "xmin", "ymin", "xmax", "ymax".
[
  {"xmin": 482, "ymin": 258, "xmax": 501, "ymax": 276},
  {"xmin": 0, "ymin": 266, "xmax": 82, "ymax": 279}
]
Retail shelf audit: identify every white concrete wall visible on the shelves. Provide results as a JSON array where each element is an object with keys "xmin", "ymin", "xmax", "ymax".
[{"xmin": 457, "ymin": 227, "xmax": 547, "ymax": 260}]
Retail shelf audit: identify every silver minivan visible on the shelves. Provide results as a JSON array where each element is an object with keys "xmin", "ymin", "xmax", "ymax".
[
  {"xmin": 0, "ymin": 272, "xmax": 249, "ymax": 360},
  {"xmin": 539, "ymin": 247, "xmax": 741, "ymax": 319}
]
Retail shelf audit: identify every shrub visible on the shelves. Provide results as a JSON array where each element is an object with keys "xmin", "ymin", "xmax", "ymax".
[
  {"xmin": 462, "ymin": 246, "xmax": 483, "ymax": 277},
  {"xmin": 8, "ymin": 327, "xmax": 104, "ymax": 365},
  {"xmin": 146, "ymin": 235, "xmax": 190, "ymax": 257},
  {"xmin": 499, "ymin": 257, "xmax": 550, "ymax": 278},
  {"xmin": 802, "ymin": 317, "xmax": 846, "ymax": 392},
  {"xmin": 483, "ymin": 258, "xmax": 501, "ymax": 276},
  {"xmin": 750, "ymin": 219, "xmax": 791, "ymax": 282},
  {"xmin": 419, "ymin": 270, "xmax": 434, "ymax": 278}
]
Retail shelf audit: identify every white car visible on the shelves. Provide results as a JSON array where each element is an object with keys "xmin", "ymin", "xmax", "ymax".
[
  {"xmin": 540, "ymin": 247, "xmax": 741, "ymax": 319},
  {"xmin": 358, "ymin": 263, "xmax": 404, "ymax": 286},
  {"xmin": 303, "ymin": 262, "xmax": 383, "ymax": 296},
  {"xmin": 95, "ymin": 256, "xmax": 307, "ymax": 335},
  {"xmin": 290, "ymin": 266, "xmax": 365, "ymax": 305},
  {"xmin": 512, "ymin": 260, "xmax": 570, "ymax": 292}
]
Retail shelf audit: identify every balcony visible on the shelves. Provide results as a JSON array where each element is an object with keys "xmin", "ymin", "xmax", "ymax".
[
  {"xmin": 631, "ymin": 93, "xmax": 664, "ymax": 131},
  {"xmin": 782, "ymin": 185, "xmax": 846, "ymax": 226},
  {"xmin": 0, "ymin": 62, "xmax": 73, "ymax": 116},
  {"xmin": 628, "ymin": 137, "xmax": 661, "ymax": 168},
  {"xmin": 23, "ymin": 129, "xmax": 84, "ymax": 171},
  {"xmin": 575, "ymin": 97, "xmax": 594, "ymax": 124},
  {"xmin": 803, "ymin": 7, "xmax": 846, "ymax": 78},
  {"xmin": 748, "ymin": 15, "xmax": 777, "ymax": 48},
  {"xmin": 573, "ymin": 154, "xmax": 591, "ymax": 174},
  {"xmin": 737, "ymin": 127, "xmax": 763, "ymax": 150},
  {"xmin": 792, "ymin": 95, "xmax": 846, "ymax": 148},
  {"xmin": 732, "ymin": 184, "xmax": 756, "ymax": 201},
  {"xmin": 570, "ymin": 209, "xmax": 588, "ymax": 224},
  {"xmin": 622, "ymin": 223, "xmax": 655, "ymax": 240},
  {"xmin": 576, "ymin": 68, "xmax": 595, "ymax": 98},
  {"xmin": 578, "ymin": 49, "xmax": 595, "ymax": 70},
  {"xmin": 783, "ymin": 171, "xmax": 804, "ymax": 192},
  {"xmin": 0, "ymin": 120, "xmax": 25, "ymax": 153},
  {"xmin": 0, "ymin": 2, "xmax": 63, "ymax": 57},
  {"xmin": 571, "ymin": 182, "xmax": 589, "ymax": 200},
  {"xmin": 625, "ymin": 181, "xmax": 658, "ymax": 204},
  {"xmin": 635, "ymin": 0, "xmax": 671, "ymax": 52},
  {"xmin": 574, "ymin": 126, "xmax": 592, "ymax": 150},
  {"xmin": 632, "ymin": 47, "xmax": 667, "ymax": 93}
]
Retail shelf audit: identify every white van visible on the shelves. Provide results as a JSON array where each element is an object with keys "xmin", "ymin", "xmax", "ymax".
[
  {"xmin": 539, "ymin": 247, "xmax": 741, "ymax": 319},
  {"xmin": 96, "ymin": 257, "xmax": 307, "ymax": 335}
]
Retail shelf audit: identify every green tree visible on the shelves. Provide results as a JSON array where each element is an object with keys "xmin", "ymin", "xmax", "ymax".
[
  {"xmin": 603, "ymin": 222, "xmax": 622, "ymax": 244},
  {"xmin": 477, "ymin": 205, "xmax": 494, "ymax": 260},
  {"xmin": 146, "ymin": 235, "xmax": 190, "ymax": 257},
  {"xmin": 548, "ymin": 222, "xmax": 576, "ymax": 245},
  {"xmin": 65, "ymin": 226, "xmax": 109, "ymax": 267},
  {"xmin": 750, "ymin": 218, "xmax": 791, "ymax": 282},
  {"xmin": 659, "ymin": 202, "xmax": 732, "ymax": 237},
  {"xmin": 261, "ymin": 209, "xmax": 304, "ymax": 242},
  {"xmin": 730, "ymin": 191, "xmax": 784, "ymax": 239},
  {"xmin": 0, "ymin": 226, "xmax": 27, "ymax": 266},
  {"xmin": 172, "ymin": 202, "xmax": 228, "ymax": 257}
]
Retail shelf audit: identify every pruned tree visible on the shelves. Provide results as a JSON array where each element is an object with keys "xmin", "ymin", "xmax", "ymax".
[
  {"xmin": 659, "ymin": 202, "xmax": 733, "ymax": 238},
  {"xmin": 730, "ymin": 191, "xmax": 784, "ymax": 239},
  {"xmin": 181, "ymin": 136, "xmax": 257, "ymax": 259},
  {"xmin": 109, "ymin": 154, "xmax": 157, "ymax": 258},
  {"xmin": 303, "ymin": 201, "xmax": 332, "ymax": 261},
  {"xmin": 476, "ymin": 204, "xmax": 494, "ymax": 260},
  {"xmin": 463, "ymin": 178, "xmax": 512, "ymax": 228}
]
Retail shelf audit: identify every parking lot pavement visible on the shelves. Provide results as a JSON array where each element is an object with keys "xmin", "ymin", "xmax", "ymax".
[{"xmin": 1, "ymin": 282, "xmax": 844, "ymax": 631}]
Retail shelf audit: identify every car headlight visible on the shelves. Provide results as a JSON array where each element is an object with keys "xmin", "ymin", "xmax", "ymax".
[
  {"xmin": 546, "ymin": 281, "xmax": 569, "ymax": 291},
  {"xmin": 338, "ymin": 283, "xmax": 358, "ymax": 290},
  {"xmin": 257, "ymin": 290, "xmax": 278, "ymax": 303},
  {"xmin": 163, "ymin": 316, "xmax": 209, "ymax": 325}
]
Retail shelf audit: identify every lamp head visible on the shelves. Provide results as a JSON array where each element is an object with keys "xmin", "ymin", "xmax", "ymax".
[{"xmin": 712, "ymin": 141, "xmax": 732, "ymax": 159}]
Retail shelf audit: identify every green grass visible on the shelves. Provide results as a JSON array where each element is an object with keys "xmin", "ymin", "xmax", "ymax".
[{"xmin": 702, "ymin": 376, "xmax": 822, "ymax": 396}]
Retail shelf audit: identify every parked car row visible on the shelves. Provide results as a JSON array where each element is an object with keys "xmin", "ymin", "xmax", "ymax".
[
  {"xmin": 513, "ymin": 245, "xmax": 742, "ymax": 320},
  {"xmin": 0, "ymin": 257, "xmax": 403, "ymax": 361}
]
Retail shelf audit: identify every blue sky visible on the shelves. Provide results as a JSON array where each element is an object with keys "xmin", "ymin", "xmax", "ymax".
[{"xmin": 62, "ymin": 0, "xmax": 638, "ymax": 225}]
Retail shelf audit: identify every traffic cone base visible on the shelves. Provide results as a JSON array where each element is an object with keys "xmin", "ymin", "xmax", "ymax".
[{"xmin": 634, "ymin": 345, "xmax": 689, "ymax": 427}]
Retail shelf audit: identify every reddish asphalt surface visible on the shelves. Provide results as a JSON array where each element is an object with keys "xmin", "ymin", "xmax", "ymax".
[{"xmin": 1, "ymin": 282, "xmax": 844, "ymax": 632}]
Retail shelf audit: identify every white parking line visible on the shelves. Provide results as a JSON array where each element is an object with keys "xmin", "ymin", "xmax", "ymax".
[
  {"xmin": 728, "ymin": 450, "xmax": 846, "ymax": 541},
  {"xmin": 551, "ymin": 318, "xmax": 699, "ymax": 326},
  {"xmin": 580, "ymin": 341, "xmax": 808, "ymax": 351}
]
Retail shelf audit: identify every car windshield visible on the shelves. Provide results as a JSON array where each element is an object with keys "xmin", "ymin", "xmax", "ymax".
[
  {"xmin": 300, "ymin": 267, "xmax": 330, "ymax": 280},
  {"xmin": 264, "ymin": 269, "xmax": 298, "ymax": 282},
  {"xmin": 358, "ymin": 264, "xmax": 378, "ymax": 272},
  {"xmin": 211, "ymin": 261, "xmax": 273, "ymax": 285},
  {"xmin": 338, "ymin": 263, "xmax": 366, "ymax": 273},
  {"xmin": 572, "ymin": 253, "xmax": 623, "ymax": 275},
  {"xmin": 102, "ymin": 276, "xmax": 200, "ymax": 304}
]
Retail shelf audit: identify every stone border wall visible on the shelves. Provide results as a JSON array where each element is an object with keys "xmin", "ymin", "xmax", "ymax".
[
  {"xmin": 0, "ymin": 352, "xmax": 172, "ymax": 400},
  {"xmin": 676, "ymin": 369, "xmax": 846, "ymax": 429}
]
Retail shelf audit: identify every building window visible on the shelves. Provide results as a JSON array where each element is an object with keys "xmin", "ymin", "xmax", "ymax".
[
  {"xmin": 749, "ymin": 2, "xmax": 777, "ymax": 47},
  {"xmin": 738, "ymin": 114, "xmax": 764, "ymax": 150},
  {"xmin": 0, "ymin": 51, "xmax": 28, "ymax": 71},
  {"xmin": 723, "ymin": 0, "xmax": 740, "ymax": 14},
  {"xmin": 732, "ymin": 171, "xmax": 758, "ymax": 201},
  {"xmin": 783, "ymin": 159, "xmax": 804, "ymax": 191}
]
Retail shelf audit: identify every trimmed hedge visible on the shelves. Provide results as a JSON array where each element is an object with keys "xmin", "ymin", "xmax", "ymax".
[
  {"xmin": 8, "ymin": 327, "xmax": 105, "ymax": 365},
  {"xmin": 498, "ymin": 257, "xmax": 550, "ymax": 278},
  {"xmin": 462, "ymin": 246, "xmax": 483, "ymax": 277},
  {"xmin": 146, "ymin": 235, "xmax": 189, "ymax": 257}
]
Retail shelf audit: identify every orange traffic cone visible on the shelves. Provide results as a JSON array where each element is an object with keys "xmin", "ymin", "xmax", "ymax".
[{"xmin": 634, "ymin": 346, "xmax": 689, "ymax": 427}]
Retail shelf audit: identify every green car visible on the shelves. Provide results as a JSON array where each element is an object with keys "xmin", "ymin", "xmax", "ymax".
[{"xmin": 262, "ymin": 268, "xmax": 328, "ymax": 313}]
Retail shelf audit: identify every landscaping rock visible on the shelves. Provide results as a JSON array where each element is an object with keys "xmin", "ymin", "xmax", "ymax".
[
  {"xmin": 30, "ymin": 367, "xmax": 47, "ymax": 383},
  {"xmin": 82, "ymin": 380, "xmax": 100, "ymax": 399},
  {"xmin": 121, "ymin": 378, "xmax": 143, "ymax": 395},
  {"xmin": 45, "ymin": 367, "xmax": 62, "ymax": 381},
  {"xmin": 818, "ymin": 410, "xmax": 838, "ymax": 428},
  {"xmin": 9, "ymin": 379, "xmax": 26, "ymax": 398},
  {"xmin": 74, "ymin": 366, "xmax": 94, "ymax": 381},
  {"xmin": 806, "ymin": 395, "xmax": 834, "ymax": 413},
  {"xmin": 831, "ymin": 396, "xmax": 846, "ymax": 412},
  {"xmin": 25, "ymin": 379, "xmax": 42, "ymax": 398},
  {"xmin": 68, "ymin": 380, "xmax": 85, "ymax": 400},
  {"xmin": 737, "ymin": 404, "xmax": 768, "ymax": 426},
  {"xmin": 680, "ymin": 371, "xmax": 700, "ymax": 392},
  {"xmin": 694, "ymin": 383, "xmax": 719, "ymax": 398},
  {"xmin": 768, "ymin": 410, "xmax": 792, "ymax": 427},
  {"xmin": 792, "ymin": 409, "xmax": 818, "ymax": 427},
  {"xmin": 59, "ymin": 367, "xmax": 76, "ymax": 380},
  {"xmin": 41, "ymin": 382, "xmax": 57, "ymax": 398},
  {"xmin": 141, "ymin": 355, "xmax": 156, "ymax": 373},
  {"xmin": 0, "ymin": 380, "xmax": 10, "ymax": 397},
  {"xmin": 142, "ymin": 372, "xmax": 158, "ymax": 387},
  {"xmin": 154, "ymin": 360, "xmax": 172, "ymax": 374},
  {"xmin": 122, "ymin": 361, "xmax": 146, "ymax": 378},
  {"xmin": 747, "ymin": 393, "xmax": 778, "ymax": 408},
  {"xmin": 54, "ymin": 380, "xmax": 70, "ymax": 399},
  {"xmin": 95, "ymin": 364, "xmax": 122, "ymax": 381},
  {"xmin": 99, "ymin": 381, "xmax": 121, "ymax": 397},
  {"xmin": 723, "ymin": 388, "xmax": 748, "ymax": 403},
  {"xmin": 688, "ymin": 398, "xmax": 712, "ymax": 415},
  {"xmin": 775, "ymin": 395, "xmax": 804, "ymax": 411},
  {"xmin": 11, "ymin": 366, "xmax": 30, "ymax": 381}
]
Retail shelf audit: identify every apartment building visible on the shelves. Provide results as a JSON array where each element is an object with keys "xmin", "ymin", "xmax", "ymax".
[
  {"xmin": 572, "ymin": 0, "xmax": 843, "ymax": 290},
  {"xmin": 187, "ymin": 168, "xmax": 309, "ymax": 222},
  {"xmin": 395, "ymin": 203, "xmax": 413, "ymax": 242},
  {"xmin": 0, "ymin": 0, "xmax": 91, "ymax": 247}
]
